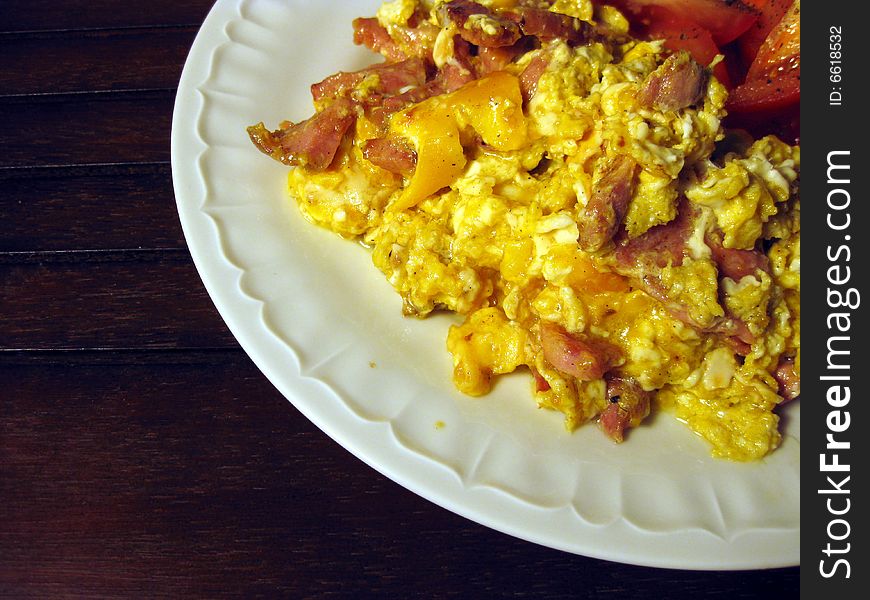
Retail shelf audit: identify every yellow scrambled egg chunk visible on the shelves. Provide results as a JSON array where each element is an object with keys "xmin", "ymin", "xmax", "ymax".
[{"xmin": 279, "ymin": 0, "xmax": 800, "ymax": 460}]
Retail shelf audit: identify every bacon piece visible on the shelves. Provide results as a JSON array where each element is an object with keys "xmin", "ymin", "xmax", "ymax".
[
  {"xmin": 477, "ymin": 40, "xmax": 529, "ymax": 74},
  {"xmin": 311, "ymin": 58, "xmax": 428, "ymax": 103},
  {"xmin": 506, "ymin": 7, "xmax": 592, "ymax": 45},
  {"xmin": 721, "ymin": 335, "xmax": 752, "ymax": 356},
  {"xmin": 610, "ymin": 201, "xmax": 759, "ymax": 352},
  {"xmin": 440, "ymin": 36, "xmax": 478, "ymax": 91},
  {"xmin": 610, "ymin": 200, "xmax": 764, "ymax": 354},
  {"xmin": 478, "ymin": 46, "xmax": 513, "ymax": 73},
  {"xmin": 378, "ymin": 79, "xmax": 443, "ymax": 116},
  {"xmin": 632, "ymin": 274, "xmax": 705, "ymax": 330},
  {"xmin": 633, "ymin": 270, "xmax": 756, "ymax": 355},
  {"xmin": 599, "ymin": 404, "xmax": 629, "ymax": 443},
  {"xmin": 362, "ymin": 137, "xmax": 417, "ymax": 175},
  {"xmin": 707, "ymin": 235, "xmax": 770, "ymax": 280},
  {"xmin": 367, "ymin": 77, "xmax": 452, "ymax": 132},
  {"xmin": 518, "ymin": 52, "xmax": 550, "ymax": 103},
  {"xmin": 247, "ymin": 98, "xmax": 356, "ymax": 170},
  {"xmin": 530, "ymin": 366, "xmax": 551, "ymax": 392},
  {"xmin": 599, "ymin": 377, "xmax": 651, "ymax": 443},
  {"xmin": 436, "ymin": 0, "xmax": 522, "ymax": 47},
  {"xmin": 388, "ymin": 12, "xmax": 441, "ymax": 58},
  {"xmin": 614, "ymin": 199, "xmax": 695, "ymax": 269},
  {"xmin": 717, "ymin": 316, "xmax": 755, "ymax": 355},
  {"xmin": 578, "ymin": 155, "xmax": 639, "ymax": 252},
  {"xmin": 367, "ymin": 42, "xmax": 475, "ymax": 130},
  {"xmin": 638, "ymin": 52, "xmax": 707, "ymax": 112},
  {"xmin": 353, "ymin": 17, "xmax": 407, "ymax": 62},
  {"xmin": 773, "ymin": 356, "xmax": 800, "ymax": 402},
  {"xmin": 539, "ymin": 323, "xmax": 618, "ymax": 381}
]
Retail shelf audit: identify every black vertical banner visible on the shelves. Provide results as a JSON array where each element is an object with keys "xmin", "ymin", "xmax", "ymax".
[{"xmin": 802, "ymin": 1, "xmax": 865, "ymax": 597}]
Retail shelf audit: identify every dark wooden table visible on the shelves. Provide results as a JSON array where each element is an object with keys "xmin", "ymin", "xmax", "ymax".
[{"xmin": 0, "ymin": 2, "xmax": 799, "ymax": 597}]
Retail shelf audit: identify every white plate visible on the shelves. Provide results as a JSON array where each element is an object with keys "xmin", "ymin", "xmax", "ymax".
[{"xmin": 171, "ymin": 0, "xmax": 799, "ymax": 569}]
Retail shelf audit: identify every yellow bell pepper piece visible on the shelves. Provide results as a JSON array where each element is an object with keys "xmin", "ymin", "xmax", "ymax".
[
  {"xmin": 451, "ymin": 71, "xmax": 527, "ymax": 152},
  {"xmin": 390, "ymin": 71, "xmax": 527, "ymax": 211}
]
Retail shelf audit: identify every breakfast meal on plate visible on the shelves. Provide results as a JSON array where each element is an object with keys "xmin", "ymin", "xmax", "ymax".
[{"xmin": 247, "ymin": 0, "xmax": 800, "ymax": 461}]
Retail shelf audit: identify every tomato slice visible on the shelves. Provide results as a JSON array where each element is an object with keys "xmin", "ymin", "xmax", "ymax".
[
  {"xmin": 725, "ymin": 67, "xmax": 799, "ymax": 142},
  {"xmin": 641, "ymin": 6, "xmax": 732, "ymax": 87},
  {"xmin": 609, "ymin": 0, "xmax": 759, "ymax": 45},
  {"xmin": 727, "ymin": 67, "xmax": 799, "ymax": 113},
  {"xmin": 746, "ymin": 0, "xmax": 800, "ymax": 80},
  {"xmin": 729, "ymin": 8, "xmax": 799, "ymax": 113},
  {"xmin": 738, "ymin": 0, "xmax": 793, "ymax": 68}
]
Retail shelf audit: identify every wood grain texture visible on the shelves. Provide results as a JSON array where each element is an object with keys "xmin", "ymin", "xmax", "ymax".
[
  {"xmin": 0, "ymin": 28, "xmax": 198, "ymax": 96},
  {"xmin": 0, "ymin": 256, "xmax": 235, "ymax": 350},
  {"xmin": 0, "ymin": 357, "xmax": 800, "ymax": 599},
  {"xmin": 1, "ymin": 163, "xmax": 184, "ymax": 252},
  {"xmin": 0, "ymin": 92, "xmax": 174, "ymax": 168},
  {"xmin": 0, "ymin": 0, "xmax": 214, "ymax": 33}
]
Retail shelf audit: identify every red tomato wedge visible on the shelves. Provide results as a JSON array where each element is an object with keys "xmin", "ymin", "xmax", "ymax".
[
  {"xmin": 738, "ymin": 0, "xmax": 793, "ymax": 69},
  {"xmin": 608, "ymin": 0, "xmax": 759, "ymax": 45},
  {"xmin": 725, "ymin": 66, "xmax": 799, "ymax": 142},
  {"xmin": 727, "ymin": 68, "xmax": 799, "ymax": 113},
  {"xmin": 746, "ymin": 0, "xmax": 800, "ymax": 80},
  {"xmin": 725, "ymin": 0, "xmax": 799, "ymax": 141}
]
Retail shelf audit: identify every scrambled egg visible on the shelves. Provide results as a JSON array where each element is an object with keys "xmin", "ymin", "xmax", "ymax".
[{"xmin": 280, "ymin": 0, "xmax": 800, "ymax": 460}]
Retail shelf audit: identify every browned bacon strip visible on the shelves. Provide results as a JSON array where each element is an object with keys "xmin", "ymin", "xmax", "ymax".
[
  {"xmin": 640, "ymin": 268, "xmax": 756, "ymax": 354},
  {"xmin": 366, "ymin": 40, "xmax": 482, "ymax": 129},
  {"xmin": 247, "ymin": 98, "xmax": 356, "ymax": 170},
  {"xmin": 388, "ymin": 10, "xmax": 441, "ymax": 58},
  {"xmin": 366, "ymin": 78, "xmax": 448, "ymax": 132},
  {"xmin": 362, "ymin": 137, "xmax": 417, "ymax": 175},
  {"xmin": 706, "ymin": 235, "xmax": 770, "ymax": 280},
  {"xmin": 477, "ymin": 41, "xmax": 528, "ymax": 74},
  {"xmin": 441, "ymin": 35, "xmax": 478, "ymax": 90},
  {"xmin": 506, "ymin": 7, "xmax": 592, "ymax": 45},
  {"xmin": 311, "ymin": 58, "xmax": 429, "ymax": 103},
  {"xmin": 773, "ymin": 356, "xmax": 800, "ymax": 402},
  {"xmin": 352, "ymin": 17, "xmax": 407, "ymax": 62},
  {"xmin": 436, "ymin": 0, "xmax": 522, "ymax": 47},
  {"xmin": 530, "ymin": 366, "xmax": 551, "ymax": 392},
  {"xmin": 610, "ymin": 199, "xmax": 764, "ymax": 355},
  {"xmin": 380, "ymin": 79, "xmax": 443, "ymax": 113},
  {"xmin": 614, "ymin": 199, "xmax": 695, "ymax": 269},
  {"xmin": 638, "ymin": 52, "xmax": 707, "ymax": 112},
  {"xmin": 610, "ymin": 200, "xmax": 760, "ymax": 352},
  {"xmin": 718, "ymin": 314, "xmax": 755, "ymax": 352},
  {"xmin": 578, "ymin": 155, "xmax": 638, "ymax": 252},
  {"xmin": 599, "ymin": 376, "xmax": 651, "ymax": 443},
  {"xmin": 540, "ymin": 323, "xmax": 619, "ymax": 381},
  {"xmin": 518, "ymin": 51, "xmax": 550, "ymax": 103}
]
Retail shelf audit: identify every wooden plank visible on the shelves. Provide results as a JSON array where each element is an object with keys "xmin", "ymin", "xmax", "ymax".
[
  {"xmin": 0, "ymin": 348, "xmax": 244, "ymax": 366},
  {"xmin": 0, "ymin": 92, "xmax": 174, "ymax": 168},
  {"xmin": 0, "ymin": 256, "xmax": 236, "ymax": 350},
  {"xmin": 0, "ymin": 357, "xmax": 800, "ymax": 597},
  {"xmin": 0, "ymin": 0, "xmax": 214, "ymax": 33},
  {"xmin": 0, "ymin": 164, "xmax": 185, "ymax": 252},
  {"xmin": 0, "ymin": 28, "xmax": 198, "ymax": 96}
]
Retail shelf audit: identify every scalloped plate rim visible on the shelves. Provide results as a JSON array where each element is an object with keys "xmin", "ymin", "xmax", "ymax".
[{"xmin": 170, "ymin": 0, "xmax": 799, "ymax": 569}]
